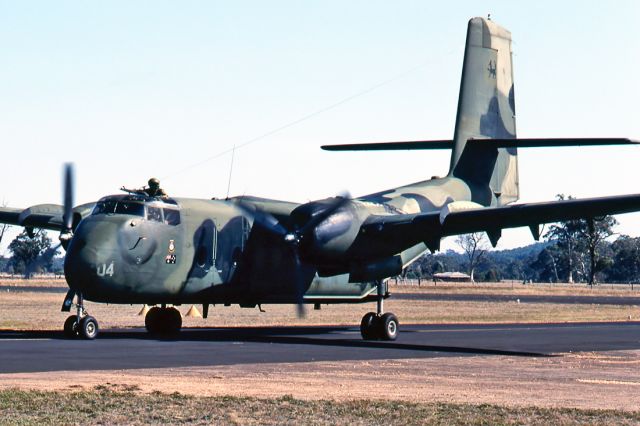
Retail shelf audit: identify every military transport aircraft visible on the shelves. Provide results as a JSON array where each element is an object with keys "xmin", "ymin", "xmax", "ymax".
[{"xmin": 1, "ymin": 17, "xmax": 639, "ymax": 341}]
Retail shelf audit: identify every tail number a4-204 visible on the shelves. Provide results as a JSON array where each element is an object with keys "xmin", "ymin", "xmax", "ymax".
[{"xmin": 96, "ymin": 262, "xmax": 114, "ymax": 277}]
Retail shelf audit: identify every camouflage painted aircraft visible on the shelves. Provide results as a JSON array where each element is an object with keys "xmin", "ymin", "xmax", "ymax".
[{"xmin": 1, "ymin": 17, "xmax": 639, "ymax": 340}]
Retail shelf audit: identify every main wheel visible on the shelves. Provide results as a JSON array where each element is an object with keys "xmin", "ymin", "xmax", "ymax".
[
  {"xmin": 63, "ymin": 315, "xmax": 79, "ymax": 338},
  {"xmin": 145, "ymin": 307, "xmax": 162, "ymax": 333},
  {"xmin": 79, "ymin": 316, "xmax": 99, "ymax": 340},
  {"xmin": 165, "ymin": 307, "xmax": 182, "ymax": 334},
  {"xmin": 360, "ymin": 312, "xmax": 379, "ymax": 340},
  {"xmin": 377, "ymin": 312, "xmax": 399, "ymax": 341}
]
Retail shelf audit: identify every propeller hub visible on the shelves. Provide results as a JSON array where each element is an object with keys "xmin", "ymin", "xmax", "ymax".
[{"xmin": 284, "ymin": 233, "xmax": 298, "ymax": 243}]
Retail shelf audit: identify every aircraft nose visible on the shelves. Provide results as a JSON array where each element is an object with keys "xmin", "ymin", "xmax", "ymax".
[
  {"xmin": 64, "ymin": 216, "xmax": 157, "ymax": 300},
  {"xmin": 64, "ymin": 217, "xmax": 122, "ymax": 297}
]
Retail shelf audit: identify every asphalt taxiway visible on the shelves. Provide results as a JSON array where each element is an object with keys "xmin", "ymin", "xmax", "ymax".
[
  {"xmin": 2, "ymin": 322, "xmax": 640, "ymax": 374},
  {"xmin": 395, "ymin": 292, "xmax": 640, "ymax": 305}
]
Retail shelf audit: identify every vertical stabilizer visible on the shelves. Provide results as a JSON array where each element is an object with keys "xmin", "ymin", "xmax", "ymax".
[{"xmin": 450, "ymin": 17, "xmax": 518, "ymax": 206}]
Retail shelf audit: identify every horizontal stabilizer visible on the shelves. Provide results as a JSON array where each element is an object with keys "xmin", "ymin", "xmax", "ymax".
[
  {"xmin": 321, "ymin": 140, "xmax": 453, "ymax": 151},
  {"xmin": 321, "ymin": 138, "xmax": 638, "ymax": 151},
  {"xmin": 470, "ymin": 138, "xmax": 640, "ymax": 148}
]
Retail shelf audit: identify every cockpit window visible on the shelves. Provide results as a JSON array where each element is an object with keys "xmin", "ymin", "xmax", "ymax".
[
  {"xmin": 147, "ymin": 206, "xmax": 163, "ymax": 223},
  {"xmin": 92, "ymin": 200, "xmax": 117, "ymax": 215},
  {"xmin": 92, "ymin": 200, "xmax": 144, "ymax": 217},
  {"xmin": 91, "ymin": 197, "xmax": 180, "ymax": 225},
  {"xmin": 115, "ymin": 202, "xmax": 145, "ymax": 217},
  {"xmin": 164, "ymin": 208, "xmax": 181, "ymax": 226}
]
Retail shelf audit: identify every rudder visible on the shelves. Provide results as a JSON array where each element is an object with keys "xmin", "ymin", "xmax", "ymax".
[{"xmin": 450, "ymin": 17, "xmax": 518, "ymax": 206}]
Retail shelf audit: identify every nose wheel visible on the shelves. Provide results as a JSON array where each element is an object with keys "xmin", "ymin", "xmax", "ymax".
[
  {"xmin": 62, "ymin": 293, "xmax": 99, "ymax": 340},
  {"xmin": 360, "ymin": 280, "xmax": 399, "ymax": 341},
  {"xmin": 145, "ymin": 306, "xmax": 182, "ymax": 335}
]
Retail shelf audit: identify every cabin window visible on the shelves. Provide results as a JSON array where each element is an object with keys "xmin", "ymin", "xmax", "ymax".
[
  {"xmin": 147, "ymin": 206, "xmax": 163, "ymax": 223},
  {"xmin": 164, "ymin": 208, "xmax": 181, "ymax": 226}
]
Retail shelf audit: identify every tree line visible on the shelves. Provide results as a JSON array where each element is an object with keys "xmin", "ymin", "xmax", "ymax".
[
  {"xmin": 410, "ymin": 195, "xmax": 639, "ymax": 284},
  {"xmin": 408, "ymin": 229, "xmax": 640, "ymax": 285},
  {"xmin": 0, "ymin": 229, "xmax": 63, "ymax": 277}
]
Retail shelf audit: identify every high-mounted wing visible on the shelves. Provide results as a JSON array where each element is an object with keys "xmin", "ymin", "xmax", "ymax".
[
  {"xmin": 353, "ymin": 193, "xmax": 640, "ymax": 257},
  {"xmin": 0, "ymin": 203, "xmax": 95, "ymax": 232}
]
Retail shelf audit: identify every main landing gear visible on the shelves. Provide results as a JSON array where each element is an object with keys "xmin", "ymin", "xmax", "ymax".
[
  {"xmin": 360, "ymin": 280, "xmax": 399, "ymax": 341},
  {"xmin": 63, "ymin": 293, "xmax": 99, "ymax": 340},
  {"xmin": 145, "ymin": 305, "xmax": 182, "ymax": 335}
]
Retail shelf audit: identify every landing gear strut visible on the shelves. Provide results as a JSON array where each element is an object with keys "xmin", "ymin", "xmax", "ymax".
[
  {"xmin": 145, "ymin": 306, "xmax": 182, "ymax": 335},
  {"xmin": 63, "ymin": 293, "xmax": 99, "ymax": 340},
  {"xmin": 360, "ymin": 280, "xmax": 399, "ymax": 341}
]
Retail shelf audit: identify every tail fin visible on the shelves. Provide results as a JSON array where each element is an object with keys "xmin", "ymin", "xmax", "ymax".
[{"xmin": 450, "ymin": 17, "xmax": 518, "ymax": 206}]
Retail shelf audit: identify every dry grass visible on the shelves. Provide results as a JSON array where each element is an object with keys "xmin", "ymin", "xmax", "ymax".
[
  {"xmin": 1, "ymin": 388, "xmax": 639, "ymax": 425},
  {"xmin": 1, "ymin": 278, "xmax": 639, "ymax": 330},
  {"xmin": 393, "ymin": 279, "xmax": 640, "ymax": 296}
]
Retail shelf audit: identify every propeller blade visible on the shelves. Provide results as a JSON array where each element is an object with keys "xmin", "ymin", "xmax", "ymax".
[
  {"xmin": 62, "ymin": 163, "xmax": 74, "ymax": 231},
  {"xmin": 234, "ymin": 200, "xmax": 289, "ymax": 237},
  {"xmin": 297, "ymin": 191, "xmax": 351, "ymax": 237},
  {"xmin": 291, "ymin": 247, "xmax": 306, "ymax": 318}
]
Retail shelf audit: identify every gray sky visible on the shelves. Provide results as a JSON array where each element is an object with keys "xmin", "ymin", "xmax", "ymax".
[{"xmin": 1, "ymin": 1, "xmax": 639, "ymax": 254}]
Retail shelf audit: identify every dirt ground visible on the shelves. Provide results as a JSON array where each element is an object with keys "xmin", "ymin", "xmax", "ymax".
[
  {"xmin": 3, "ymin": 352, "xmax": 640, "ymax": 412},
  {"xmin": 2, "ymin": 278, "xmax": 640, "ymax": 412}
]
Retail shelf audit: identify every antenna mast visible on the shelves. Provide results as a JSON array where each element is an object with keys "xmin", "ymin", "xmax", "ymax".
[{"xmin": 225, "ymin": 145, "xmax": 236, "ymax": 199}]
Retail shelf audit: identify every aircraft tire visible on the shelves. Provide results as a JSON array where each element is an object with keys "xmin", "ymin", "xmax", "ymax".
[
  {"xmin": 79, "ymin": 316, "xmax": 99, "ymax": 340},
  {"xmin": 166, "ymin": 307, "xmax": 182, "ymax": 334},
  {"xmin": 377, "ymin": 312, "xmax": 399, "ymax": 341},
  {"xmin": 145, "ymin": 307, "xmax": 162, "ymax": 334},
  {"xmin": 360, "ymin": 312, "xmax": 379, "ymax": 340},
  {"xmin": 63, "ymin": 315, "xmax": 79, "ymax": 338}
]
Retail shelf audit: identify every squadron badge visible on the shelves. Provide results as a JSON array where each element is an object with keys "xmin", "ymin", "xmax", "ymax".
[{"xmin": 165, "ymin": 240, "xmax": 177, "ymax": 264}]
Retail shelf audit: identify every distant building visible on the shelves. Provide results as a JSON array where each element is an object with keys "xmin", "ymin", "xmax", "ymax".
[{"xmin": 433, "ymin": 272, "xmax": 471, "ymax": 282}]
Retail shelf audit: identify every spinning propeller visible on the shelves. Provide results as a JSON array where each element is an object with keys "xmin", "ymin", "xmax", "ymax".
[
  {"xmin": 237, "ymin": 192, "xmax": 351, "ymax": 317},
  {"xmin": 59, "ymin": 163, "xmax": 75, "ymax": 249}
]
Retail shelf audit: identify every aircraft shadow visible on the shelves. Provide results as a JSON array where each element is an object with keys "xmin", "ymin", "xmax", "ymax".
[{"xmin": 0, "ymin": 326, "xmax": 551, "ymax": 358}]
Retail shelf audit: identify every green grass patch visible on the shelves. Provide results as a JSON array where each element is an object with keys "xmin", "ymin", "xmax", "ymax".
[{"xmin": 1, "ymin": 388, "xmax": 639, "ymax": 425}]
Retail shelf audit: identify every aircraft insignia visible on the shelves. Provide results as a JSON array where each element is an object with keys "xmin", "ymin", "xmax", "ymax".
[{"xmin": 488, "ymin": 60, "xmax": 497, "ymax": 79}]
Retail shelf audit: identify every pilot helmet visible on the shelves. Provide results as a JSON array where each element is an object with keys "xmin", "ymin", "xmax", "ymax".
[{"xmin": 148, "ymin": 178, "xmax": 160, "ymax": 189}]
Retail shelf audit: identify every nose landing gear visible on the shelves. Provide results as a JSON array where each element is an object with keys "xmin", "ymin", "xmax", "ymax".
[
  {"xmin": 360, "ymin": 280, "xmax": 399, "ymax": 341},
  {"xmin": 62, "ymin": 292, "xmax": 99, "ymax": 340}
]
